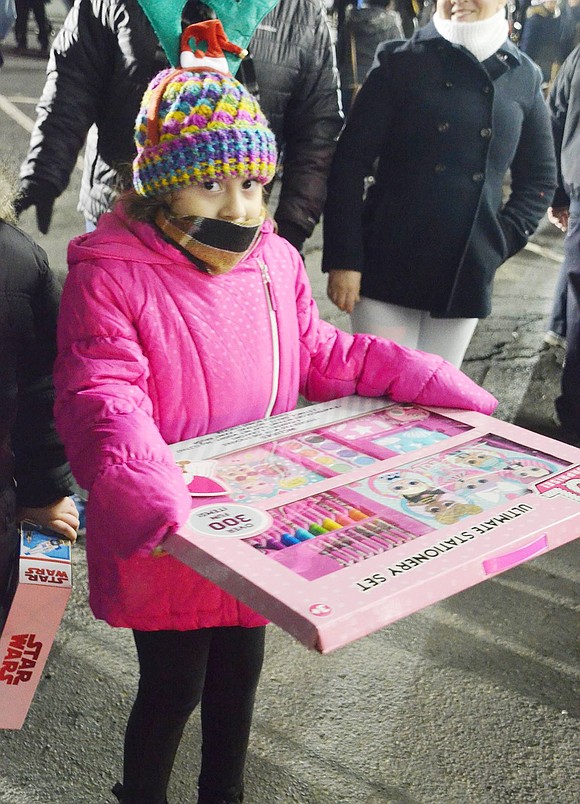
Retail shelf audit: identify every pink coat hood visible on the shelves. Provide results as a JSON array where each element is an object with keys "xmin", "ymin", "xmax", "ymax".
[{"xmin": 55, "ymin": 204, "xmax": 496, "ymax": 630}]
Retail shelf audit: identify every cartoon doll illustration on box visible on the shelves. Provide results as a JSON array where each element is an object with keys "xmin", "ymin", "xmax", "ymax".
[
  {"xmin": 403, "ymin": 487, "xmax": 482, "ymax": 526},
  {"xmin": 355, "ymin": 471, "xmax": 483, "ymax": 528},
  {"xmin": 215, "ymin": 448, "xmax": 323, "ymax": 501},
  {"xmin": 504, "ymin": 460, "xmax": 553, "ymax": 480},
  {"xmin": 442, "ymin": 472, "xmax": 523, "ymax": 507},
  {"xmin": 445, "ymin": 447, "xmax": 508, "ymax": 472}
]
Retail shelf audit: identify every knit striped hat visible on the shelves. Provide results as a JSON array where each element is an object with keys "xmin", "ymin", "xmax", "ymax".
[{"xmin": 133, "ymin": 68, "xmax": 278, "ymax": 197}]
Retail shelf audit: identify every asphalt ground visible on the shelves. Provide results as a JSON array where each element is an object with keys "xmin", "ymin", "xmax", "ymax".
[{"xmin": 0, "ymin": 9, "xmax": 579, "ymax": 803}]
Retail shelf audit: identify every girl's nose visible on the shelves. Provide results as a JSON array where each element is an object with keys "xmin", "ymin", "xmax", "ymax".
[{"xmin": 220, "ymin": 187, "xmax": 246, "ymax": 221}]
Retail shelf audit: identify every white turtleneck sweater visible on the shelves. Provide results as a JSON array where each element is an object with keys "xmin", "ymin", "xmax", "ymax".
[{"xmin": 432, "ymin": 8, "xmax": 509, "ymax": 62}]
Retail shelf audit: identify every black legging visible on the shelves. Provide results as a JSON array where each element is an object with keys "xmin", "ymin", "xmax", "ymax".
[{"xmin": 122, "ymin": 626, "xmax": 266, "ymax": 804}]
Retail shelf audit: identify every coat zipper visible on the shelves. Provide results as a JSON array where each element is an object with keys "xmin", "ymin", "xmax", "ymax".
[{"xmin": 259, "ymin": 259, "xmax": 280, "ymax": 418}]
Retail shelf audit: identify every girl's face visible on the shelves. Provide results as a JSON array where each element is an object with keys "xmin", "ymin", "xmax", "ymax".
[
  {"xmin": 437, "ymin": 0, "xmax": 506, "ymax": 21},
  {"xmin": 170, "ymin": 176, "xmax": 263, "ymax": 223}
]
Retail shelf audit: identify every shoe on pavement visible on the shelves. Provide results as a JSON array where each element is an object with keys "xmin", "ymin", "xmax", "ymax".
[{"xmin": 543, "ymin": 330, "xmax": 567, "ymax": 349}]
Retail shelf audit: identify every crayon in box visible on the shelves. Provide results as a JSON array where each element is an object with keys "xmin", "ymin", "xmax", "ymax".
[
  {"xmin": 0, "ymin": 523, "xmax": 72, "ymax": 729},
  {"xmin": 165, "ymin": 396, "xmax": 580, "ymax": 654}
]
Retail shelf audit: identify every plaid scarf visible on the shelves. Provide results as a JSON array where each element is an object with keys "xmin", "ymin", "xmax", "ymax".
[{"xmin": 155, "ymin": 208, "xmax": 266, "ymax": 274}]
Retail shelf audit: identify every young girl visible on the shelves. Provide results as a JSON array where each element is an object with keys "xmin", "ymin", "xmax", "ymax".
[{"xmin": 53, "ymin": 25, "xmax": 497, "ymax": 804}]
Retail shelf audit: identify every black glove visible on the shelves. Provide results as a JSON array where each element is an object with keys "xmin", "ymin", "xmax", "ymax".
[
  {"xmin": 276, "ymin": 219, "xmax": 308, "ymax": 254},
  {"xmin": 14, "ymin": 180, "xmax": 58, "ymax": 234}
]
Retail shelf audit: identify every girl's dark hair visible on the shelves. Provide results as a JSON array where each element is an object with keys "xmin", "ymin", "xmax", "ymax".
[{"xmin": 121, "ymin": 188, "xmax": 173, "ymax": 223}]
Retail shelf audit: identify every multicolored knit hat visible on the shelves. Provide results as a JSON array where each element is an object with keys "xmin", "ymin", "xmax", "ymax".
[{"xmin": 133, "ymin": 65, "xmax": 278, "ymax": 198}]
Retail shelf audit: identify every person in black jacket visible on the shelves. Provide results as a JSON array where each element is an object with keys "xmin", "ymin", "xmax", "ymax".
[
  {"xmin": 0, "ymin": 165, "xmax": 78, "ymax": 616},
  {"xmin": 322, "ymin": 0, "xmax": 556, "ymax": 367},
  {"xmin": 548, "ymin": 45, "xmax": 580, "ymax": 441},
  {"xmin": 519, "ymin": 0, "xmax": 564, "ymax": 86},
  {"xmin": 337, "ymin": 0, "xmax": 404, "ymax": 114},
  {"xmin": 16, "ymin": 0, "xmax": 342, "ymax": 252}
]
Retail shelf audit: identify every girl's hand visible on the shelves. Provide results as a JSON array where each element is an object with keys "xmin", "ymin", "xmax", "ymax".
[
  {"xmin": 327, "ymin": 270, "xmax": 361, "ymax": 314},
  {"xmin": 17, "ymin": 497, "xmax": 80, "ymax": 543}
]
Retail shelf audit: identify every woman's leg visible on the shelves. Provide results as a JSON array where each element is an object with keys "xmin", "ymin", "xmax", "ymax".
[
  {"xmin": 546, "ymin": 258, "xmax": 569, "ymax": 343},
  {"xmin": 14, "ymin": 0, "xmax": 29, "ymax": 49},
  {"xmin": 351, "ymin": 297, "xmax": 477, "ymax": 366},
  {"xmin": 122, "ymin": 629, "xmax": 213, "ymax": 804},
  {"xmin": 556, "ymin": 201, "xmax": 580, "ymax": 436},
  {"xmin": 197, "ymin": 626, "xmax": 266, "ymax": 804},
  {"xmin": 351, "ymin": 297, "xmax": 422, "ymax": 349},
  {"xmin": 30, "ymin": 0, "xmax": 50, "ymax": 50},
  {"xmin": 417, "ymin": 314, "xmax": 479, "ymax": 367}
]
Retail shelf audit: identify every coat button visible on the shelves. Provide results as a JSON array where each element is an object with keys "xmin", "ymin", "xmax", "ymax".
[
  {"xmin": 482, "ymin": 85, "xmax": 491, "ymax": 94},
  {"xmin": 480, "ymin": 128, "xmax": 492, "ymax": 138},
  {"xmin": 434, "ymin": 163, "xmax": 447, "ymax": 173},
  {"xmin": 444, "ymin": 80, "xmax": 454, "ymax": 88},
  {"xmin": 472, "ymin": 172, "xmax": 484, "ymax": 182},
  {"xmin": 437, "ymin": 122, "xmax": 450, "ymax": 132}
]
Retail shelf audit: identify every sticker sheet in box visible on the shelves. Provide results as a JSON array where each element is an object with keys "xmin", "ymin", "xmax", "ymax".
[
  {"xmin": 165, "ymin": 397, "xmax": 580, "ymax": 653},
  {"xmin": 0, "ymin": 525, "xmax": 72, "ymax": 729}
]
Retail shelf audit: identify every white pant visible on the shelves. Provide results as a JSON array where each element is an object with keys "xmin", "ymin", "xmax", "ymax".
[{"xmin": 351, "ymin": 297, "xmax": 478, "ymax": 368}]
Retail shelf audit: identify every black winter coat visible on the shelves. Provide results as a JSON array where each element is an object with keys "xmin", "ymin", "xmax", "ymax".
[
  {"xmin": 519, "ymin": 8, "xmax": 563, "ymax": 83},
  {"xmin": 337, "ymin": 6, "xmax": 403, "ymax": 112},
  {"xmin": 549, "ymin": 44, "xmax": 580, "ymax": 207},
  {"xmin": 20, "ymin": 0, "xmax": 342, "ymax": 239},
  {"xmin": 0, "ymin": 221, "xmax": 73, "ymax": 600},
  {"xmin": 322, "ymin": 24, "xmax": 557, "ymax": 319}
]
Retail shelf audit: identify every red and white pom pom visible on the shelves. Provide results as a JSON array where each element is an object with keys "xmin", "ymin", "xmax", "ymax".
[{"xmin": 180, "ymin": 19, "xmax": 247, "ymax": 74}]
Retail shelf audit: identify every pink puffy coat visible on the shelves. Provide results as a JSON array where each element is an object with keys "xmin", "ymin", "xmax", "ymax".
[{"xmin": 55, "ymin": 204, "xmax": 497, "ymax": 631}]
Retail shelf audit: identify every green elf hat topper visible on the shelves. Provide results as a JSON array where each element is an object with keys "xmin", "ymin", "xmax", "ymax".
[{"xmin": 136, "ymin": 0, "xmax": 281, "ymax": 73}]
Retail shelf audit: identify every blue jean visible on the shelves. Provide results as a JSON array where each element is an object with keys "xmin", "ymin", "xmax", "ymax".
[
  {"xmin": 547, "ymin": 258, "xmax": 568, "ymax": 339},
  {"xmin": 555, "ymin": 199, "xmax": 580, "ymax": 435}
]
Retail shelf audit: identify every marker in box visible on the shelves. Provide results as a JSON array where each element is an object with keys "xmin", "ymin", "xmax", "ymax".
[
  {"xmin": 321, "ymin": 535, "xmax": 363, "ymax": 562},
  {"xmin": 354, "ymin": 525, "xmax": 398, "ymax": 549},
  {"xmin": 347, "ymin": 529, "xmax": 386, "ymax": 555},
  {"xmin": 341, "ymin": 533, "xmax": 379, "ymax": 557},
  {"xmin": 313, "ymin": 535, "xmax": 358, "ymax": 564},
  {"xmin": 365, "ymin": 520, "xmax": 408, "ymax": 543},
  {"xmin": 298, "ymin": 501, "xmax": 354, "ymax": 528},
  {"xmin": 316, "ymin": 495, "xmax": 370, "ymax": 523},
  {"xmin": 280, "ymin": 533, "xmax": 301, "ymax": 547}
]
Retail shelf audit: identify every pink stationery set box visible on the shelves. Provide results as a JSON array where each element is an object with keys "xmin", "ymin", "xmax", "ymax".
[
  {"xmin": 0, "ymin": 525, "xmax": 72, "ymax": 728},
  {"xmin": 165, "ymin": 397, "xmax": 580, "ymax": 653}
]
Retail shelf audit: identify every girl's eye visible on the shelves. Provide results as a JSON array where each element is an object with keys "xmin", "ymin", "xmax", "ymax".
[
  {"xmin": 242, "ymin": 179, "xmax": 258, "ymax": 190},
  {"xmin": 203, "ymin": 181, "xmax": 221, "ymax": 192}
]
